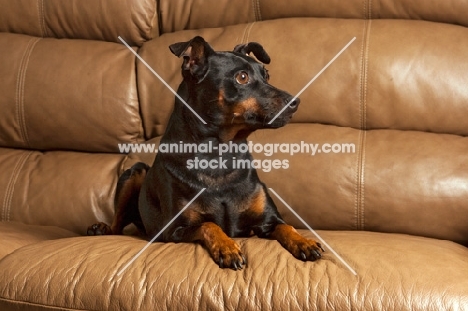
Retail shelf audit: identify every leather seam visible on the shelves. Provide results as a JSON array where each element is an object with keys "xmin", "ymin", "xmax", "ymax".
[
  {"xmin": 355, "ymin": 21, "xmax": 365, "ymax": 230},
  {"xmin": 363, "ymin": 0, "xmax": 372, "ymax": 19},
  {"xmin": 241, "ymin": 22, "xmax": 256, "ymax": 44},
  {"xmin": 355, "ymin": 16, "xmax": 371, "ymax": 230},
  {"xmin": 36, "ymin": 0, "xmax": 42, "ymax": 37},
  {"xmin": 361, "ymin": 21, "xmax": 371, "ymax": 229},
  {"xmin": 363, "ymin": 21, "xmax": 371, "ymax": 130},
  {"xmin": 363, "ymin": 0, "xmax": 366, "ymax": 20},
  {"xmin": 252, "ymin": 0, "xmax": 262, "ymax": 22},
  {"xmin": 360, "ymin": 132, "xmax": 367, "ymax": 229},
  {"xmin": 354, "ymin": 131, "xmax": 362, "ymax": 230},
  {"xmin": 38, "ymin": 0, "xmax": 48, "ymax": 37},
  {"xmin": 2, "ymin": 152, "xmax": 32, "ymax": 222},
  {"xmin": 15, "ymin": 40, "xmax": 29, "ymax": 147},
  {"xmin": 42, "ymin": 0, "xmax": 48, "ymax": 37},
  {"xmin": 245, "ymin": 22, "xmax": 255, "ymax": 42},
  {"xmin": 16, "ymin": 38, "xmax": 41, "ymax": 148}
]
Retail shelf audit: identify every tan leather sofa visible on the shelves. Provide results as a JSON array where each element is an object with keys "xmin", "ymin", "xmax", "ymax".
[{"xmin": 1, "ymin": 0, "xmax": 468, "ymax": 310}]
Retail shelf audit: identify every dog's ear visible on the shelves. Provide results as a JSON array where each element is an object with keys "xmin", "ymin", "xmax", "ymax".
[
  {"xmin": 233, "ymin": 42, "xmax": 271, "ymax": 64},
  {"xmin": 169, "ymin": 36, "xmax": 214, "ymax": 80}
]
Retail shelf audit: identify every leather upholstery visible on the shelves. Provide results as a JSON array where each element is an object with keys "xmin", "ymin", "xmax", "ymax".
[
  {"xmin": 0, "ymin": 33, "xmax": 144, "ymax": 152},
  {"xmin": 0, "ymin": 0, "xmax": 467, "ymax": 310},
  {"xmin": 0, "ymin": 0, "xmax": 159, "ymax": 45},
  {"xmin": 158, "ymin": 0, "xmax": 468, "ymax": 33},
  {"xmin": 1, "ymin": 231, "xmax": 467, "ymax": 310}
]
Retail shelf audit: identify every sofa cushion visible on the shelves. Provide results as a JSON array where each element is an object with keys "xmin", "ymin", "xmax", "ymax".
[
  {"xmin": 0, "ymin": 33, "xmax": 144, "ymax": 152},
  {"xmin": 0, "ymin": 231, "xmax": 467, "ymax": 310},
  {"xmin": 0, "ymin": 222, "xmax": 78, "ymax": 260},
  {"xmin": 158, "ymin": 0, "xmax": 468, "ymax": 33},
  {"xmin": 124, "ymin": 124, "xmax": 468, "ymax": 245},
  {"xmin": 0, "ymin": 0, "xmax": 158, "ymax": 45},
  {"xmin": 138, "ymin": 18, "xmax": 365, "ymax": 139},
  {"xmin": 139, "ymin": 18, "xmax": 468, "ymax": 139},
  {"xmin": 0, "ymin": 148, "xmax": 125, "ymax": 235}
]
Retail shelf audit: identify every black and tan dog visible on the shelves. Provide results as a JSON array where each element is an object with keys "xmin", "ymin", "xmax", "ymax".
[{"xmin": 88, "ymin": 36, "xmax": 323, "ymax": 270}]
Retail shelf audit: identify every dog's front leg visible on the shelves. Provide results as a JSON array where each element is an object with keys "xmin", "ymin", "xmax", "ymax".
[
  {"xmin": 171, "ymin": 222, "xmax": 247, "ymax": 270},
  {"xmin": 269, "ymin": 224, "xmax": 324, "ymax": 261}
]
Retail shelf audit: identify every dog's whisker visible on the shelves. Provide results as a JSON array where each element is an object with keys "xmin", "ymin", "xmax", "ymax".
[{"xmin": 206, "ymin": 98, "xmax": 220, "ymax": 104}]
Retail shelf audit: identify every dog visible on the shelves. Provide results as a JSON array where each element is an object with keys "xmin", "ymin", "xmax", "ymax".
[{"xmin": 87, "ymin": 36, "xmax": 324, "ymax": 270}]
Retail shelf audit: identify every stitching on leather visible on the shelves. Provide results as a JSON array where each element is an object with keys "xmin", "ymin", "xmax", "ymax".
[
  {"xmin": 360, "ymin": 132, "xmax": 367, "ymax": 229},
  {"xmin": 40, "ymin": 0, "xmax": 48, "ymax": 37},
  {"xmin": 361, "ymin": 21, "xmax": 372, "ymax": 229},
  {"xmin": 244, "ymin": 22, "xmax": 256, "ymax": 43},
  {"xmin": 15, "ymin": 38, "xmax": 33, "ymax": 148},
  {"xmin": 240, "ymin": 22, "xmax": 256, "ymax": 44},
  {"xmin": 2, "ymin": 152, "xmax": 32, "ymax": 222},
  {"xmin": 354, "ymin": 130, "xmax": 363, "ymax": 230},
  {"xmin": 240, "ymin": 24, "xmax": 249, "ymax": 44},
  {"xmin": 355, "ymin": 22, "xmax": 365, "ymax": 230},
  {"xmin": 22, "ymin": 38, "xmax": 41, "ymax": 146},
  {"xmin": 36, "ymin": 0, "xmax": 41, "ymax": 36},
  {"xmin": 363, "ymin": 21, "xmax": 371, "ymax": 129},
  {"xmin": 355, "ymin": 16, "xmax": 371, "ymax": 230},
  {"xmin": 360, "ymin": 21, "xmax": 372, "ymax": 229},
  {"xmin": 16, "ymin": 38, "xmax": 41, "ymax": 148},
  {"xmin": 362, "ymin": 0, "xmax": 366, "ymax": 20},
  {"xmin": 252, "ymin": 0, "xmax": 262, "ymax": 21}
]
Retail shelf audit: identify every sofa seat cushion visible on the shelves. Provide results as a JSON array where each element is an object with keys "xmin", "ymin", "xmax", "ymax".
[
  {"xmin": 0, "ymin": 222, "xmax": 78, "ymax": 260},
  {"xmin": 0, "ymin": 230, "xmax": 467, "ymax": 311}
]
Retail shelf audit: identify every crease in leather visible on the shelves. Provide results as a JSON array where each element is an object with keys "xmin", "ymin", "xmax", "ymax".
[
  {"xmin": 0, "ymin": 297, "xmax": 84, "ymax": 311},
  {"xmin": 2, "ymin": 152, "xmax": 32, "ymax": 222}
]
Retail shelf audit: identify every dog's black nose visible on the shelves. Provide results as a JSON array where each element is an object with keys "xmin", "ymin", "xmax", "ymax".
[{"xmin": 288, "ymin": 97, "xmax": 300, "ymax": 109}]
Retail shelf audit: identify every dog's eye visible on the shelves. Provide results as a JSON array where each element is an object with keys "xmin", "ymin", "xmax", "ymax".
[{"xmin": 235, "ymin": 71, "xmax": 249, "ymax": 85}]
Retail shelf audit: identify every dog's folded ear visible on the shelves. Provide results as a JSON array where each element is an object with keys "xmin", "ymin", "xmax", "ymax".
[
  {"xmin": 169, "ymin": 36, "xmax": 215, "ymax": 81},
  {"xmin": 233, "ymin": 42, "xmax": 271, "ymax": 64}
]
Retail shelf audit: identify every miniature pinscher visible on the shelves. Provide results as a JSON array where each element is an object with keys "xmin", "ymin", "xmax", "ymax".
[{"xmin": 88, "ymin": 36, "xmax": 323, "ymax": 270}]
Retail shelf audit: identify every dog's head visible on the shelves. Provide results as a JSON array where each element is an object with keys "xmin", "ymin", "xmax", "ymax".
[{"xmin": 169, "ymin": 36, "xmax": 300, "ymax": 142}]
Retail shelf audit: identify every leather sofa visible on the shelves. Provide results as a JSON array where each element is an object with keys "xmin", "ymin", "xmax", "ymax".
[{"xmin": 1, "ymin": 0, "xmax": 467, "ymax": 310}]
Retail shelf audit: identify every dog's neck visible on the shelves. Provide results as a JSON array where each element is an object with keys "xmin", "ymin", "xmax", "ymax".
[{"xmin": 163, "ymin": 81, "xmax": 254, "ymax": 145}]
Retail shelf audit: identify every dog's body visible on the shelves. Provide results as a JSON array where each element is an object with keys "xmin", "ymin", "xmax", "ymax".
[{"xmin": 88, "ymin": 36, "xmax": 323, "ymax": 270}]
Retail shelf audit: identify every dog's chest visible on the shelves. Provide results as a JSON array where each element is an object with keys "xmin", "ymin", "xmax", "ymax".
[{"xmin": 197, "ymin": 184, "xmax": 266, "ymax": 237}]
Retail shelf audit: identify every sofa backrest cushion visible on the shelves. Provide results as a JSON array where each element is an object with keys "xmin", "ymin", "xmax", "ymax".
[
  {"xmin": 0, "ymin": 33, "xmax": 144, "ymax": 153},
  {"xmin": 158, "ymin": 0, "xmax": 468, "ymax": 34},
  {"xmin": 0, "ymin": 0, "xmax": 159, "ymax": 46},
  {"xmin": 139, "ymin": 18, "xmax": 468, "ymax": 138}
]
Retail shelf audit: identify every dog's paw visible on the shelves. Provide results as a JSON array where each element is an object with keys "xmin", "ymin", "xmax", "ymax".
[
  {"xmin": 285, "ymin": 238, "xmax": 324, "ymax": 262},
  {"xmin": 208, "ymin": 239, "xmax": 247, "ymax": 270},
  {"xmin": 87, "ymin": 222, "xmax": 112, "ymax": 236}
]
